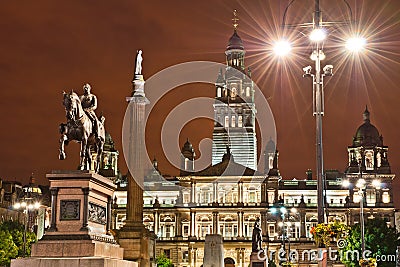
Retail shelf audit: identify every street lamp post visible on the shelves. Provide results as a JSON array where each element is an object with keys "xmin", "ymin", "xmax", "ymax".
[
  {"xmin": 14, "ymin": 200, "xmax": 40, "ymax": 257},
  {"xmin": 271, "ymin": 206, "xmax": 299, "ymax": 264},
  {"xmin": 343, "ymin": 174, "xmax": 381, "ymax": 256},
  {"xmin": 273, "ymin": 0, "xmax": 366, "ymax": 225}
]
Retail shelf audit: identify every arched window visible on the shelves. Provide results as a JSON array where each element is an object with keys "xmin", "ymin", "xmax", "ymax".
[
  {"xmin": 382, "ymin": 191, "xmax": 390, "ymax": 203},
  {"xmin": 246, "ymin": 87, "xmax": 251, "ymax": 97},
  {"xmin": 238, "ymin": 116, "xmax": 243, "ymax": 127},
  {"xmin": 184, "ymin": 158, "xmax": 189, "ymax": 170},
  {"xmin": 231, "ymin": 87, "xmax": 237, "ymax": 99}
]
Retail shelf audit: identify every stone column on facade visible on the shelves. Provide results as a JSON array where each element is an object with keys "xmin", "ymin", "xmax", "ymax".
[
  {"xmin": 191, "ymin": 181, "xmax": 196, "ymax": 205},
  {"xmin": 238, "ymin": 181, "xmax": 244, "ymax": 203},
  {"xmin": 261, "ymin": 181, "xmax": 268, "ymax": 206},
  {"xmin": 237, "ymin": 211, "xmax": 242, "ymax": 237},
  {"xmin": 236, "ymin": 248, "xmax": 241, "ymax": 266},
  {"xmin": 80, "ymin": 187, "xmax": 91, "ymax": 231},
  {"xmin": 212, "ymin": 211, "xmax": 219, "ymax": 234},
  {"xmin": 241, "ymin": 212, "xmax": 245, "ymax": 237},
  {"xmin": 193, "ymin": 248, "xmax": 198, "ymax": 267},
  {"xmin": 241, "ymin": 248, "xmax": 246, "ymax": 267},
  {"xmin": 175, "ymin": 212, "xmax": 182, "ymax": 237},
  {"xmin": 188, "ymin": 246, "xmax": 193, "ymax": 265},
  {"xmin": 48, "ymin": 188, "xmax": 58, "ymax": 232},
  {"xmin": 190, "ymin": 210, "xmax": 196, "ymax": 237},
  {"xmin": 213, "ymin": 182, "xmax": 219, "ymax": 204}
]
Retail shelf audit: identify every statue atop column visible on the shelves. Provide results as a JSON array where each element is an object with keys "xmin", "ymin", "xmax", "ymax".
[
  {"xmin": 135, "ymin": 50, "xmax": 143, "ymax": 75},
  {"xmin": 132, "ymin": 50, "xmax": 146, "ymax": 97},
  {"xmin": 252, "ymin": 218, "xmax": 263, "ymax": 252}
]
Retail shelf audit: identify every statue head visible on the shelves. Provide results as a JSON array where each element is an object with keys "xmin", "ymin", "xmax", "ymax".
[{"xmin": 83, "ymin": 83, "xmax": 91, "ymax": 94}]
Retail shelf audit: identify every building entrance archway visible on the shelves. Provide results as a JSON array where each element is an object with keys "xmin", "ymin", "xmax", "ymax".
[{"xmin": 224, "ymin": 257, "xmax": 235, "ymax": 267}]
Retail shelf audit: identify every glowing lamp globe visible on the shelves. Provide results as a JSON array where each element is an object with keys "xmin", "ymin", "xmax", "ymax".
[
  {"xmin": 346, "ymin": 37, "xmax": 366, "ymax": 52},
  {"xmin": 309, "ymin": 28, "xmax": 326, "ymax": 42},
  {"xmin": 273, "ymin": 40, "xmax": 292, "ymax": 56}
]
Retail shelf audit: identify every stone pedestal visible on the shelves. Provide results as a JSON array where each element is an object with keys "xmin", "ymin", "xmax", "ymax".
[
  {"xmin": 203, "ymin": 234, "xmax": 224, "ymax": 267},
  {"xmin": 250, "ymin": 251, "xmax": 268, "ymax": 267},
  {"xmin": 12, "ymin": 170, "xmax": 135, "ymax": 267},
  {"xmin": 117, "ymin": 222, "xmax": 156, "ymax": 267}
]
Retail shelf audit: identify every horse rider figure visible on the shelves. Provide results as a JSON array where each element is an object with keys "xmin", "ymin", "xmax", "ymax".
[{"xmin": 80, "ymin": 83, "xmax": 100, "ymax": 136}]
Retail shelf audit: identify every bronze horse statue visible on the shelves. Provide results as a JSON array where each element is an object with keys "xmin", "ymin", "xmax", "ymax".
[{"xmin": 59, "ymin": 91, "xmax": 105, "ymax": 172}]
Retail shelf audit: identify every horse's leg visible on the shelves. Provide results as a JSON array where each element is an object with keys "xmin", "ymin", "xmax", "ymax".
[
  {"xmin": 86, "ymin": 144, "xmax": 92, "ymax": 170},
  {"xmin": 79, "ymin": 139, "xmax": 87, "ymax": 170},
  {"xmin": 95, "ymin": 139, "xmax": 104, "ymax": 173},
  {"xmin": 59, "ymin": 134, "xmax": 67, "ymax": 160}
]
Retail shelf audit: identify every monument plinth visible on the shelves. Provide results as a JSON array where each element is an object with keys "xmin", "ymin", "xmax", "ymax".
[
  {"xmin": 203, "ymin": 234, "xmax": 224, "ymax": 267},
  {"xmin": 250, "ymin": 251, "xmax": 268, "ymax": 267},
  {"xmin": 11, "ymin": 170, "xmax": 135, "ymax": 267}
]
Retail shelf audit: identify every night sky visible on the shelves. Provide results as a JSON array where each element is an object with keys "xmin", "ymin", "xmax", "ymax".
[{"xmin": 1, "ymin": 1, "xmax": 400, "ymax": 204}]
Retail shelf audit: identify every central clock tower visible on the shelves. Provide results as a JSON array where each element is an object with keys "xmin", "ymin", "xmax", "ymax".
[{"xmin": 212, "ymin": 20, "xmax": 257, "ymax": 170}]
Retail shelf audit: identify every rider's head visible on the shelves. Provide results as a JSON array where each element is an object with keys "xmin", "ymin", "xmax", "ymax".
[{"xmin": 83, "ymin": 83, "xmax": 91, "ymax": 94}]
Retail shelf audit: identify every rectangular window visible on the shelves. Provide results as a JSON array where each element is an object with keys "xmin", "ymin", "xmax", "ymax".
[
  {"xmin": 268, "ymin": 224, "xmax": 275, "ymax": 237},
  {"xmin": 183, "ymin": 225, "xmax": 189, "ymax": 237},
  {"xmin": 164, "ymin": 249, "xmax": 171, "ymax": 259},
  {"xmin": 231, "ymin": 116, "xmax": 236, "ymax": 127},
  {"xmin": 183, "ymin": 193, "xmax": 189, "ymax": 204},
  {"xmin": 366, "ymin": 189, "xmax": 376, "ymax": 204},
  {"xmin": 238, "ymin": 116, "xmax": 243, "ymax": 127}
]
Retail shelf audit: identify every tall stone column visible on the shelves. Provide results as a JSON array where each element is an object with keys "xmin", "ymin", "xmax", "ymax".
[{"xmin": 118, "ymin": 53, "xmax": 156, "ymax": 266}]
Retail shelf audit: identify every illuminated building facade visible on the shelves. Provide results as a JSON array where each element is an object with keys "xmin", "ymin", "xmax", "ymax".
[{"xmin": 112, "ymin": 28, "xmax": 396, "ymax": 267}]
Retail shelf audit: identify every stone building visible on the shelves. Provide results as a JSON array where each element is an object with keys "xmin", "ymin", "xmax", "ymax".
[{"xmin": 112, "ymin": 26, "xmax": 396, "ymax": 267}]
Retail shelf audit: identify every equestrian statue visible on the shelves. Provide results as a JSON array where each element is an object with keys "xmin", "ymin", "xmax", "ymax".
[{"xmin": 59, "ymin": 83, "xmax": 105, "ymax": 172}]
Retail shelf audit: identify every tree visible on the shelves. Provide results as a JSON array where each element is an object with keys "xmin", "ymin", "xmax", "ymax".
[
  {"xmin": 156, "ymin": 253, "xmax": 174, "ymax": 267},
  {"xmin": 341, "ymin": 218, "xmax": 400, "ymax": 267},
  {"xmin": 0, "ymin": 230, "xmax": 18, "ymax": 267},
  {"xmin": 0, "ymin": 220, "xmax": 36, "ymax": 258}
]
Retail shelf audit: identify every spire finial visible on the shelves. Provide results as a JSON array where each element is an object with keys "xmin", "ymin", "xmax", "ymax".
[
  {"xmin": 232, "ymin": 9, "xmax": 239, "ymax": 30},
  {"xmin": 363, "ymin": 105, "xmax": 370, "ymax": 122}
]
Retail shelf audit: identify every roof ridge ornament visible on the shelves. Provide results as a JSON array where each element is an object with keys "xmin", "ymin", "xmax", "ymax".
[{"xmin": 363, "ymin": 105, "xmax": 370, "ymax": 123}]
